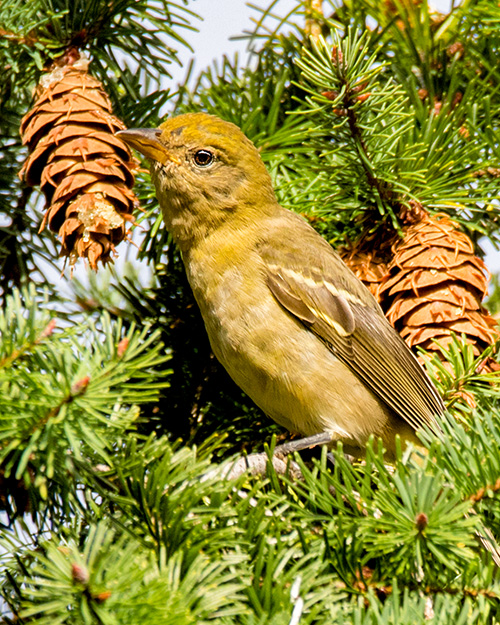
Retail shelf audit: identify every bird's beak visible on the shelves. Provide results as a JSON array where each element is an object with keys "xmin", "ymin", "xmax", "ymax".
[{"xmin": 116, "ymin": 128, "xmax": 181, "ymax": 165}]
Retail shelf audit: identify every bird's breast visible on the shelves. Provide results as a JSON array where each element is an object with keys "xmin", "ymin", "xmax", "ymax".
[{"xmin": 183, "ymin": 240, "xmax": 394, "ymax": 448}]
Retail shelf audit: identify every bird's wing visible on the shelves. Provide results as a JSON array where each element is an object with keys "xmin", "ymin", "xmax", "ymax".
[{"xmin": 261, "ymin": 240, "xmax": 444, "ymax": 433}]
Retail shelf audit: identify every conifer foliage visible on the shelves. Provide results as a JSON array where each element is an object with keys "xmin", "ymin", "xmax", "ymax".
[{"xmin": 1, "ymin": 1, "xmax": 500, "ymax": 624}]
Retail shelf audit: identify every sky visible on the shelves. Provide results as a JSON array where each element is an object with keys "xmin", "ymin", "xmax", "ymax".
[
  {"xmin": 173, "ymin": 0, "xmax": 453, "ymax": 83},
  {"xmin": 171, "ymin": 0, "xmax": 297, "ymax": 82}
]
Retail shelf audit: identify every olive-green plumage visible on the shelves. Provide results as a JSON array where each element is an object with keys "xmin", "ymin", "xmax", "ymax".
[{"xmin": 118, "ymin": 112, "xmax": 444, "ymax": 456}]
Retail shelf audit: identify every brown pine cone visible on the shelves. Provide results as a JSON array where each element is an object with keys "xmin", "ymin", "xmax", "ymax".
[
  {"xmin": 19, "ymin": 54, "xmax": 139, "ymax": 270},
  {"xmin": 378, "ymin": 213, "xmax": 499, "ymax": 366}
]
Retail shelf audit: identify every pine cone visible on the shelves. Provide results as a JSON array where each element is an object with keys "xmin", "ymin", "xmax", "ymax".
[
  {"xmin": 19, "ymin": 54, "xmax": 139, "ymax": 270},
  {"xmin": 378, "ymin": 213, "xmax": 499, "ymax": 363},
  {"xmin": 340, "ymin": 248, "xmax": 390, "ymax": 298},
  {"xmin": 339, "ymin": 227, "xmax": 396, "ymax": 299}
]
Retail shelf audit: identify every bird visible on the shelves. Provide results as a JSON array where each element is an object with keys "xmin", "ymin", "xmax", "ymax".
[{"xmin": 117, "ymin": 112, "xmax": 444, "ymax": 457}]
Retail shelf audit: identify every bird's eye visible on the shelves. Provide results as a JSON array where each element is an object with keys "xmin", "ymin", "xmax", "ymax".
[{"xmin": 193, "ymin": 149, "xmax": 214, "ymax": 167}]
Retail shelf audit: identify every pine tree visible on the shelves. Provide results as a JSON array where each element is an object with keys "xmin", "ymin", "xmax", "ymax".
[{"xmin": 1, "ymin": 1, "xmax": 500, "ymax": 623}]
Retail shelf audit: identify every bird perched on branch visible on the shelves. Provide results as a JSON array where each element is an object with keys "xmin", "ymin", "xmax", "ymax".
[{"xmin": 118, "ymin": 113, "xmax": 444, "ymax": 457}]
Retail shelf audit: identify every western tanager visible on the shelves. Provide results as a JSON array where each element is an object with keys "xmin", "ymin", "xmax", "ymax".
[{"xmin": 118, "ymin": 113, "xmax": 444, "ymax": 456}]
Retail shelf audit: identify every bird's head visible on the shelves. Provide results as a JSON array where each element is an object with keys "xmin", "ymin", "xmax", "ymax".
[{"xmin": 117, "ymin": 113, "xmax": 277, "ymax": 248}]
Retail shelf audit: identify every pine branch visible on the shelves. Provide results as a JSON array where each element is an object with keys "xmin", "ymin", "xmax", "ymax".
[
  {"xmin": 297, "ymin": 27, "xmax": 422, "ymax": 227},
  {"xmin": 0, "ymin": 285, "xmax": 171, "ymax": 517}
]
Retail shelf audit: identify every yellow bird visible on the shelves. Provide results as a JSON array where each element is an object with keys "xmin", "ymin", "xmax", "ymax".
[{"xmin": 118, "ymin": 113, "xmax": 444, "ymax": 457}]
